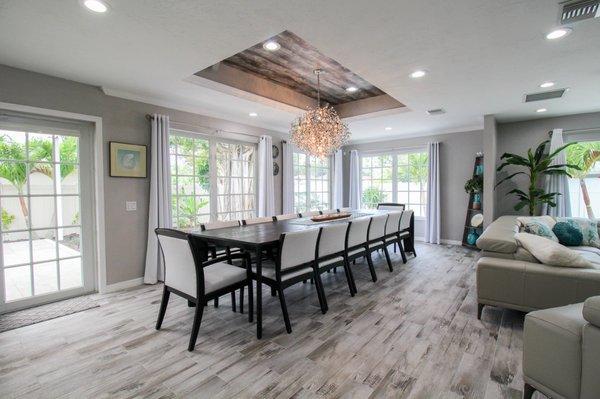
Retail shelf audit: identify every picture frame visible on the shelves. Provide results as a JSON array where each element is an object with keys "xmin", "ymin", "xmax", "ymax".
[{"xmin": 109, "ymin": 141, "xmax": 147, "ymax": 178}]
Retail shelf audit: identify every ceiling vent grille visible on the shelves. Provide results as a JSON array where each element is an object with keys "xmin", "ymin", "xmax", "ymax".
[
  {"xmin": 426, "ymin": 108, "xmax": 446, "ymax": 115},
  {"xmin": 524, "ymin": 89, "xmax": 567, "ymax": 103},
  {"xmin": 560, "ymin": 0, "xmax": 600, "ymax": 24}
]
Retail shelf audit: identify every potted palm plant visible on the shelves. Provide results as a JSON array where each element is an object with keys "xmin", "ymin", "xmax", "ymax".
[{"xmin": 495, "ymin": 140, "xmax": 579, "ymax": 216}]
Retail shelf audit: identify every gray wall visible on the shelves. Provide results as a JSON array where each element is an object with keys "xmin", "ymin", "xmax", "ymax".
[
  {"xmin": 343, "ymin": 130, "xmax": 483, "ymax": 242},
  {"xmin": 482, "ymin": 115, "xmax": 497, "ymax": 227},
  {"xmin": 495, "ymin": 111, "xmax": 600, "ymax": 217},
  {"xmin": 0, "ymin": 64, "xmax": 286, "ymax": 285}
]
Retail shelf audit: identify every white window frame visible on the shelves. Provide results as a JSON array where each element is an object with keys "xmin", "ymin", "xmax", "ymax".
[
  {"xmin": 169, "ymin": 128, "xmax": 258, "ymax": 225},
  {"xmin": 359, "ymin": 147, "xmax": 428, "ymax": 219},
  {"xmin": 292, "ymin": 150, "xmax": 333, "ymax": 213}
]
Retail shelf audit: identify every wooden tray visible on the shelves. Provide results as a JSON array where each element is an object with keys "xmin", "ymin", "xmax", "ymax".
[{"xmin": 310, "ymin": 212, "xmax": 351, "ymax": 222}]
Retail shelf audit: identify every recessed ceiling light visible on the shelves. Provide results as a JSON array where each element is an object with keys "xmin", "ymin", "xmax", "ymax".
[
  {"xmin": 536, "ymin": 108, "xmax": 547, "ymax": 113},
  {"xmin": 346, "ymin": 86, "xmax": 358, "ymax": 93},
  {"xmin": 262, "ymin": 41, "xmax": 281, "ymax": 51},
  {"xmin": 83, "ymin": 0, "xmax": 109, "ymax": 13},
  {"xmin": 248, "ymin": 112, "xmax": 258, "ymax": 117},
  {"xmin": 410, "ymin": 70, "xmax": 427, "ymax": 79},
  {"xmin": 540, "ymin": 81, "xmax": 555, "ymax": 88},
  {"xmin": 546, "ymin": 27, "xmax": 572, "ymax": 40},
  {"xmin": 385, "ymin": 127, "xmax": 392, "ymax": 131}
]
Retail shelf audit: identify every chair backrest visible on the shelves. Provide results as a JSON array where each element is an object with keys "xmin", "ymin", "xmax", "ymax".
[
  {"xmin": 399, "ymin": 209, "xmax": 413, "ymax": 230},
  {"xmin": 279, "ymin": 229, "xmax": 320, "ymax": 271},
  {"xmin": 243, "ymin": 216, "xmax": 274, "ymax": 225},
  {"xmin": 320, "ymin": 209, "xmax": 338, "ymax": 215},
  {"xmin": 156, "ymin": 229, "xmax": 198, "ymax": 298},
  {"xmin": 338, "ymin": 207, "xmax": 352, "ymax": 212},
  {"xmin": 377, "ymin": 203, "xmax": 405, "ymax": 211},
  {"xmin": 368, "ymin": 214, "xmax": 388, "ymax": 241},
  {"xmin": 317, "ymin": 223, "xmax": 349, "ymax": 258},
  {"xmin": 274, "ymin": 213, "xmax": 299, "ymax": 221},
  {"xmin": 346, "ymin": 217, "xmax": 370, "ymax": 249},
  {"xmin": 385, "ymin": 211, "xmax": 403, "ymax": 235},
  {"xmin": 201, "ymin": 220, "xmax": 240, "ymax": 231}
]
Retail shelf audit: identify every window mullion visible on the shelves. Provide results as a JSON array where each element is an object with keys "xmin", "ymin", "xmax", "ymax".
[
  {"xmin": 209, "ymin": 138, "xmax": 217, "ymax": 221},
  {"xmin": 392, "ymin": 154, "xmax": 398, "ymax": 203}
]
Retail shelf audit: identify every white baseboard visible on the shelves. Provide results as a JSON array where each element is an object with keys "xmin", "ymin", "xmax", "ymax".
[
  {"xmin": 414, "ymin": 236, "xmax": 462, "ymax": 246},
  {"xmin": 103, "ymin": 277, "xmax": 144, "ymax": 293}
]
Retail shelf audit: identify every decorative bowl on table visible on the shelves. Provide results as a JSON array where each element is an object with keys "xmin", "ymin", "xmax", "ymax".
[{"xmin": 310, "ymin": 212, "xmax": 351, "ymax": 222}]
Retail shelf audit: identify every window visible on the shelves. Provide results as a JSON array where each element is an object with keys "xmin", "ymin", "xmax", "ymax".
[
  {"xmin": 216, "ymin": 142, "xmax": 256, "ymax": 221},
  {"xmin": 169, "ymin": 134, "xmax": 210, "ymax": 228},
  {"xmin": 566, "ymin": 140, "xmax": 600, "ymax": 218},
  {"xmin": 169, "ymin": 130, "xmax": 257, "ymax": 228},
  {"xmin": 360, "ymin": 150, "xmax": 428, "ymax": 216},
  {"xmin": 293, "ymin": 152, "xmax": 331, "ymax": 213}
]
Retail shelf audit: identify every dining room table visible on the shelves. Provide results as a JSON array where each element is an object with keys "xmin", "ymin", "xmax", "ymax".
[{"xmin": 189, "ymin": 209, "xmax": 414, "ymax": 338}]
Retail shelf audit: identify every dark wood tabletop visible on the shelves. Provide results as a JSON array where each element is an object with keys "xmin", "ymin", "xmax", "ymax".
[{"xmin": 189, "ymin": 210, "xmax": 383, "ymax": 247}]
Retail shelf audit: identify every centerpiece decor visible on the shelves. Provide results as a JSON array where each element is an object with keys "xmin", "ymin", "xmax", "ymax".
[{"xmin": 290, "ymin": 69, "xmax": 350, "ymax": 158}]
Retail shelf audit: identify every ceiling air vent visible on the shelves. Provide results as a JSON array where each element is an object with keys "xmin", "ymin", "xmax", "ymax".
[
  {"xmin": 560, "ymin": 0, "xmax": 600, "ymax": 24},
  {"xmin": 426, "ymin": 108, "xmax": 446, "ymax": 115},
  {"xmin": 524, "ymin": 89, "xmax": 567, "ymax": 103}
]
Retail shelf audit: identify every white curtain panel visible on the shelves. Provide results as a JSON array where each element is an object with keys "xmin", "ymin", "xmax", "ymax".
[
  {"xmin": 425, "ymin": 142, "xmax": 441, "ymax": 244},
  {"xmin": 257, "ymin": 135, "xmax": 275, "ymax": 217},
  {"xmin": 281, "ymin": 141, "xmax": 294, "ymax": 214},
  {"xmin": 543, "ymin": 128, "xmax": 571, "ymax": 217},
  {"xmin": 333, "ymin": 149, "xmax": 344, "ymax": 209},
  {"xmin": 349, "ymin": 150, "xmax": 360, "ymax": 209},
  {"xmin": 144, "ymin": 114, "xmax": 172, "ymax": 284}
]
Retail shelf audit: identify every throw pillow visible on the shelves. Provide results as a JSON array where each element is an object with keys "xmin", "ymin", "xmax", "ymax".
[
  {"xmin": 517, "ymin": 215, "xmax": 557, "ymax": 229},
  {"xmin": 522, "ymin": 221, "xmax": 558, "ymax": 242},
  {"xmin": 556, "ymin": 217, "xmax": 600, "ymax": 248},
  {"xmin": 514, "ymin": 232, "xmax": 593, "ymax": 268},
  {"xmin": 553, "ymin": 221, "xmax": 583, "ymax": 246}
]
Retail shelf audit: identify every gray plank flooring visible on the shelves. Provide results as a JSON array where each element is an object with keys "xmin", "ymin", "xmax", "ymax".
[{"xmin": 0, "ymin": 243, "xmax": 546, "ymax": 398}]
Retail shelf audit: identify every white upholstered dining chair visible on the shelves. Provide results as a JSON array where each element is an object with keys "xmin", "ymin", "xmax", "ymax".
[
  {"xmin": 155, "ymin": 228, "xmax": 252, "ymax": 351},
  {"xmin": 299, "ymin": 210, "xmax": 321, "ymax": 217},
  {"xmin": 316, "ymin": 223, "xmax": 356, "ymax": 298},
  {"xmin": 382, "ymin": 211, "xmax": 407, "ymax": 263},
  {"xmin": 274, "ymin": 213, "xmax": 299, "ymax": 221},
  {"xmin": 367, "ymin": 214, "xmax": 393, "ymax": 272},
  {"xmin": 345, "ymin": 217, "xmax": 377, "ymax": 283},
  {"xmin": 242, "ymin": 216, "xmax": 275, "ymax": 225}
]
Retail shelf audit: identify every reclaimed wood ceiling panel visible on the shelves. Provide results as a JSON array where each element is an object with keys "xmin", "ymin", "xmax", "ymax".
[{"xmin": 217, "ymin": 31, "xmax": 385, "ymax": 106}]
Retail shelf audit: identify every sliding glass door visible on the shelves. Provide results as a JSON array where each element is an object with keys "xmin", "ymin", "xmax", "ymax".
[{"xmin": 0, "ymin": 115, "xmax": 95, "ymax": 312}]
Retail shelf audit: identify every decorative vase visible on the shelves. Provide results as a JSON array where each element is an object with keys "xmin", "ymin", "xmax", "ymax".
[
  {"xmin": 467, "ymin": 229, "xmax": 479, "ymax": 245},
  {"xmin": 472, "ymin": 192, "xmax": 481, "ymax": 210},
  {"xmin": 476, "ymin": 164, "xmax": 483, "ymax": 175}
]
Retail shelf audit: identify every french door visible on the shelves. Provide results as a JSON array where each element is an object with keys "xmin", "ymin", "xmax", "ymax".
[{"xmin": 0, "ymin": 114, "xmax": 95, "ymax": 313}]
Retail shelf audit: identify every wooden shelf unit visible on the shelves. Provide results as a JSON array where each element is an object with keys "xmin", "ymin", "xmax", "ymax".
[{"xmin": 462, "ymin": 155, "xmax": 484, "ymax": 249}]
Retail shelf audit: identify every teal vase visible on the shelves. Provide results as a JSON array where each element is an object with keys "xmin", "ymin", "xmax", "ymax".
[{"xmin": 467, "ymin": 229, "xmax": 479, "ymax": 245}]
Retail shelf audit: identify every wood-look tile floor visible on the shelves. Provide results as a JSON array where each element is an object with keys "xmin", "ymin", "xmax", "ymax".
[{"xmin": 0, "ymin": 244, "xmax": 546, "ymax": 399}]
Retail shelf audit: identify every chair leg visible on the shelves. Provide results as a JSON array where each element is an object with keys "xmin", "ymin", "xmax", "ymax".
[
  {"xmin": 523, "ymin": 383, "xmax": 535, "ymax": 399},
  {"xmin": 277, "ymin": 287, "xmax": 292, "ymax": 334},
  {"xmin": 271, "ymin": 287, "xmax": 276, "ymax": 297},
  {"xmin": 366, "ymin": 251, "xmax": 378, "ymax": 282},
  {"xmin": 393, "ymin": 242, "xmax": 397, "ymax": 253},
  {"xmin": 187, "ymin": 300, "xmax": 196, "ymax": 307},
  {"xmin": 188, "ymin": 304, "xmax": 204, "ymax": 351},
  {"xmin": 313, "ymin": 270, "xmax": 328, "ymax": 314},
  {"xmin": 240, "ymin": 286, "xmax": 244, "ymax": 314},
  {"xmin": 248, "ymin": 280, "xmax": 254, "ymax": 323},
  {"xmin": 214, "ymin": 297, "xmax": 219, "ymax": 308},
  {"xmin": 398, "ymin": 237, "xmax": 408, "ymax": 264},
  {"xmin": 342, "ymin": 258, "xmax": 356, "ymax": 296},
  {"xmin": 231, "ymin": 292, "xmax": 236, "ymax": 312},
  {"xmin": 156, "ymin": 287, "xmax": 170, "ymax": 330},
  {"xmin": 383, "ymin": 245, "xmax": 393, "ymax": 272},
  {"xmin": 333, "ymin": 267, "xmax": 337, "ymax": 274}
]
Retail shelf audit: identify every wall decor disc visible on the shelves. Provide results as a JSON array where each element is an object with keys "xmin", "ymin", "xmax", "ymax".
[
  {"xmin": 272, "ymin": 145, "xmax": 279, "ymax": 159},
  {"xmin": 273, "ymin": 162, "xmax": 279, "ymax": 176}
]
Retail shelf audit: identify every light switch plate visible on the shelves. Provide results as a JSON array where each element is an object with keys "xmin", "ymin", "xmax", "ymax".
[{"xmin": 126, "ymin": 201, "xmax": 137, "ymax": 211}]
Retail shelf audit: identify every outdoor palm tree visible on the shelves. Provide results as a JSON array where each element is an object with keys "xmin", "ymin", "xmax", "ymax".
[
  {"xmin": 567, "ymin": 142, "xmax": 600, "ymax": 219},
  {"xmin": 0, "ymin": 135, "xmax": 29, "ymax": 227}
]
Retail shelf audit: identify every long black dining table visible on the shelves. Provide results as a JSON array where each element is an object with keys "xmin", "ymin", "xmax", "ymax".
[{"xmin": 189, "ymin": 209, "xmax": 414, "ymax": 338}]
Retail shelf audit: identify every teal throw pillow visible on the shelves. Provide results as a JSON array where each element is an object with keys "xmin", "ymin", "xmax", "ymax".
[
  {"xmin": 523, "ymin": 221, "xmax": 558, "ymax": 242},
  {"xmin": 556, "ymin": 217, "xmax": 600, "ymax": 248},
  {"xmin": 553, "ymin": 222, "xmax": 583, "ymax": 246}
]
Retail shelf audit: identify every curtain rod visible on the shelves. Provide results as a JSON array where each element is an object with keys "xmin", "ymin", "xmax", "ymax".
[
  {"xmin": 350, "ymin": 144, "xmax": 429, "ymax": 154},
  {"xmin": 145, "ymin": 114, "xmax": 263, "ymax": 139}
]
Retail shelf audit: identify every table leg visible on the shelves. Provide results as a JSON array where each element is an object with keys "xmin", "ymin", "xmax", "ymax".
[{"xmin": 256, "ymin": 246, "xmax": 263, "ymax": 339}]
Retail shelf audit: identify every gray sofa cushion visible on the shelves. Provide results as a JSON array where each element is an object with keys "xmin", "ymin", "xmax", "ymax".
[
  {"xmin": 476, "ymin": 216, "xmax": 519, "ymax": 254},
  {"xmin": 524, "ymin": 303, "xmax": 586, "ymax": 399},
  {"xmin": 583, "ymin": 296, "xmax": 600, "ymax": 327}
]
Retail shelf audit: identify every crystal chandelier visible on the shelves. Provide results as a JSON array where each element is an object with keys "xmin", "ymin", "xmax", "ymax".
[{"xmin": 290, "ymin": 69, "xmax": 350, "ymax": 158}]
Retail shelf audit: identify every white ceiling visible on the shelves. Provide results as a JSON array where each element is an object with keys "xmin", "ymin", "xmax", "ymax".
[{"xmin": 1, "ymin": 0, "xmax": 599, "ymax": 142}]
